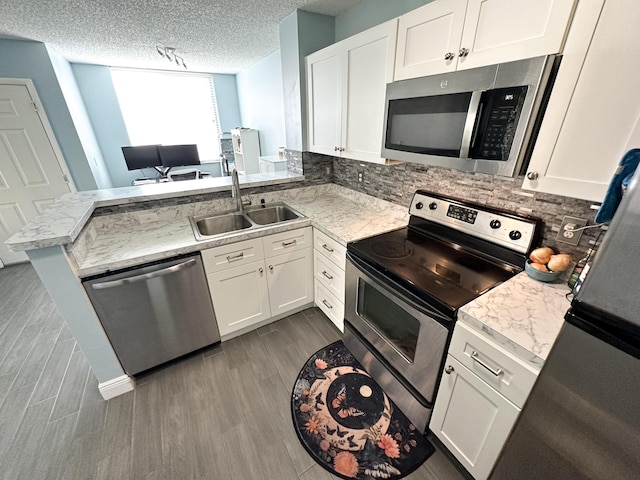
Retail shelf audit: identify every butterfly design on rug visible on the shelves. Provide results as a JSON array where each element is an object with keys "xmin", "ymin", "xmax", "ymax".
[{"xmin": 331, "ymin": 384, "xmax": 365, "ymax": 419}]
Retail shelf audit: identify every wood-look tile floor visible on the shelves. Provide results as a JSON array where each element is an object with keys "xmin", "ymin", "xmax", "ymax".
[{"xmin": 0, "ymin": 262, "xmax": 468, "ymax": 480}]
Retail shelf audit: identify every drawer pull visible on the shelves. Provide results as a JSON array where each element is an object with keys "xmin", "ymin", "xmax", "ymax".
[
  {"xmin": 445, "ymin": 365, "xmax": 454, "ymax": 375},
  {"xmin": 321, "ymin": 270, "xmax": 333, "ymax": 280},
  {"xmin": 322, "ymin": 299, "xmax": 333, "ymax": 309},
  {"xmin": 322, "ymin": 244, "xmax": 334, "ymax": 253},
  {"xmin": 471, "ymin": 351, "xmax": 504, "ymax": 377},
  {"xmin": 282, "ymin": 239, "xmax": 297, "ymax": 247},
  {"xmin": 226, "ymin": 252, "xmax": 244, "ymax": 262}
]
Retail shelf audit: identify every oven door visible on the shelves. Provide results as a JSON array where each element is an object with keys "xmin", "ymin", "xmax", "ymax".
[{"xmin": 344, "ymin": 253, "xmax": 450, "ymax": 405}]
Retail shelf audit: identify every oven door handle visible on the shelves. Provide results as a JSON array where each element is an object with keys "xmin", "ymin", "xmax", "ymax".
[{"xmin": 346, "ymin": 252, "xmax": 450, "ymax": 325}]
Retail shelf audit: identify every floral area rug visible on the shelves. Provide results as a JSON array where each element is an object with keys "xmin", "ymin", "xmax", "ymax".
[{"xmin": 291, "ymin": 340, "xmax": 435, "ymax": 479}]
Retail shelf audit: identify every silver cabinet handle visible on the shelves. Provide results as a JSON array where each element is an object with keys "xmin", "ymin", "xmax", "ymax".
[
  {"xmin": 282, "ymin": 239, "xmax": 297, "ymax": 247},
  {"xmin": 91, "ymin": 259, "xmax": 196, "ymax": 289},
  {"xmin": 526, "ymin": 171, "xmax": 539, "ymax": 181},
  {"xmin": 269, "ymin": 265, "xmax": 274, "ymax": 271},
  {"xmin": 334, "ymin": 146, "xmax": 339, "ymax": 151},
  {"xmin": 444, "ymin": 52, "xmax": 455, "ymax": 60},
  {"xmin": 226, "ymin": 252, "xmax": 244, "ymax": 262},
  {"xmin": 322, "ymin": 244, "xmax": 334, "ymax": 253},
  {"xmin": 459, "ymin": 47, "xmax": 469, "ymax": 57},
  {"xmin": 445, "ymin": 365, "xmax": 455, "ymax": 374},
  {"xmin": 258, "ymin": 267, "xmax": 264, "ymax": 274},
  {"xmin": 322, "ymin": 270, "xmax": 333, "ymax": 280},
  {"xmin": 322, "ymin": 299, "xmax": 333, "ymax": 309},
  {"xmin": 470, "ymin": 351, "xmax": 504, "ymax": 377}
]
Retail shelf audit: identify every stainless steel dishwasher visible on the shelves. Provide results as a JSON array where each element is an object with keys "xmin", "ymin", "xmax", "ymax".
[{"xmin": 83, "ymin": 253, "xmax": 220, "ymax": 375}]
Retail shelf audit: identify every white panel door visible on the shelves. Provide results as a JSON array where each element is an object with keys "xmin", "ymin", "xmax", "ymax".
[
  {"xmin": 342, "ymin": 19, "xmax": 398, "ymax": 164},
  {"xmin": 458, "ymin": 0, "xmax": 575, "ymax": 70},
  {"xmin": 306, "ymin": 45, "xmax": 341, "ymax": 156},
  {"xmin": 394, "ymin": 0, "xmax": 467, "ymax": 80},
  {"xmin": 0, "ymin": 81, "xmax": 72, "ymax": 265},
  {"xmin": 266, "ymin": 248, "xmax": 313, "ymax": 317}
]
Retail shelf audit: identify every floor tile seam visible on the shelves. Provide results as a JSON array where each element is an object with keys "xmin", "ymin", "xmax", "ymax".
[
  {"xmin": 49, "ymin": 365, "xmax": 91, "ymax": 424},
  {"xmin": 44, "ymin": 345, "xmax": 77, "ymax": 423}
]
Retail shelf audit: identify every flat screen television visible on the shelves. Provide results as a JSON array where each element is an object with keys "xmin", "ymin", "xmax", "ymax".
[
  {"xmin": 158, "ymin": 144, "xmax": 201, "ymax": 168},
  {"xmin": 121, "ymin": 145, "xmax": 161, "ymax": 170}
]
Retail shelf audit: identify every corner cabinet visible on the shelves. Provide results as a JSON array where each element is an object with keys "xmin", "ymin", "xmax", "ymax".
[
  {"xmin": 523, "ymin": 0, "xmax": 640, "ymax": 202},
  {"xmin": 306, "ymin": 19, "xmax": 398, "ymax": 164},
  {"xmin": 430, "ymin": 321, "xmax": 539, "ymax": 480},
  {"xmin": 394, "ymin": 0, "xmax": 576, "ymax": 80},
  {"xmin": 202, "ymin": 227, "xmax": 313, "ymax": 339}
]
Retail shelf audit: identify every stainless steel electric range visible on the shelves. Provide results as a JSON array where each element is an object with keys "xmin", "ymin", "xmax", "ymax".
[{"xmin": 343, "ymin": 190, "xmax": 543, "ymax": 433}]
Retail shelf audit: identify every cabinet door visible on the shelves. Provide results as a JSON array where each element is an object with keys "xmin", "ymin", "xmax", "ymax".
[
  {"xmin": 206, "ymin": 260, "xmax": 270, "ymax": 337},
  {"xmin": 266, "ymin": 248, "xmax": 314, "ymax": 317},
  {"xmin": 341, "ymin": 19, "xmax": 398, "ymax": 164},
  {"xmin": 394, "ymin": 0, "xmax": 467, "ymax": 80},
  {"xmin": 431, "ymin": 355, "xmax": 520, "ymax": 480},
  {"xmin": 458, "ymin": 0, "xmax": 576, "ymax": 71},
  {"xmin": 523, "ymin": 0, "xmax": 638, "ymax": 202},
  {"xmin": 306, "ymin": 44, "xmax": 342, "ymax": 156}
]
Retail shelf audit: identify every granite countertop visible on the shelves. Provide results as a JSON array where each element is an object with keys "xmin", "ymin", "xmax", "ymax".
[
  {"xmin": 458, "ymin": 272, "xmax": 571, "ymax": 369},
  {"xmin": 71, "ymin": 184, "xmax": 410, "ymax": 277},
  {"xmin": 5, "ymin": 171, "xmax": 304, "ymax": 252}
]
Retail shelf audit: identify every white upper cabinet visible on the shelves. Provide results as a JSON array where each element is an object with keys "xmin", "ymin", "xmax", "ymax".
[
  {"xmin": 307, "ymin": 19, "xmax": 398, "ymax": 164},
  {"xmin": 395, "ymin": 0, "xmax": 577, "ymax": 80},
  {"xmin": 523, "ymin": 0, "xmax": 640, "ymax": 202}
]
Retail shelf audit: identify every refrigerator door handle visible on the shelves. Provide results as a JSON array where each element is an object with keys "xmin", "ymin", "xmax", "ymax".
[{"xmin": 91, "ymin": 258, "xmax": 197, "ymax": 289}]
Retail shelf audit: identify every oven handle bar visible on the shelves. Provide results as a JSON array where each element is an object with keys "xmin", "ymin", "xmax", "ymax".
[{"xmin": 346, "ymin": 252, "xmax": 450, "ymax": 325}]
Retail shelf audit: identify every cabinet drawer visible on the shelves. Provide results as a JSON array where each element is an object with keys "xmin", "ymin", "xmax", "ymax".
[
  {"xmin": 314, "ymin": 250, "xmax": 346, "ymax": 303},
  {"xmin": 263, "ymin": 227, "xmax": 312, "ymax": 257},
  {"xmin": 449, "ymin": 322, "xmax": 539, "ymax": 408},
  {"xmin": 313, "ymin": 229, "xmax": 346, "ymax": 269},
  {"xmin": 201, "ymin": 238, "xmax": 264, "ymax": 273},
  {"xmin": 315, "ymin": 282, "xmax": 344, "ymax": 332}
]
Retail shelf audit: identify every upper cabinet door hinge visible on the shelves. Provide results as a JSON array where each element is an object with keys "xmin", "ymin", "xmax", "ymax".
[
  {"xmin": 63, "ymin": 174, "xmax": 69, "ymax": 183},
  {"xmin": 31, "ymin": 101, "xmax": 39, "ymax": 112}
]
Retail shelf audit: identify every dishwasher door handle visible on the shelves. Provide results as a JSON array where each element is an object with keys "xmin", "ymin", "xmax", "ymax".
[{"xmin": 91, "ymin": 258, "xmax": 197, "ymax": 289}]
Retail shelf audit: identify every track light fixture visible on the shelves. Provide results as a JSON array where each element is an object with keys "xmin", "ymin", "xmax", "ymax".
[{"xmin": 156, "ymin": 45, "xmax": 188, "ymax": 69}]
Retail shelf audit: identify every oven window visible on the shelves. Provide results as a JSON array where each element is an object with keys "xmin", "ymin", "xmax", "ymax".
[
  {"xmin": 385, "ymin": 92, "xmax": 472, "ymax": 157},
  {"xmin": 357, "ymin": 279, "xmax": 420, "ymax": 362}
]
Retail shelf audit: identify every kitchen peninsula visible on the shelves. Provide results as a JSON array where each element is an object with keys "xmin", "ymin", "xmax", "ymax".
[{"xmin": 6, "ymin": 172, "xmax": 410, "ymax": 400}]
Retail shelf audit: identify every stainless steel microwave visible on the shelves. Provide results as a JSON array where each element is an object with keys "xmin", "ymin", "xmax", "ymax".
[{"xmin": 381, "ymin": 55, "xmax": 560, "ymax": 177}]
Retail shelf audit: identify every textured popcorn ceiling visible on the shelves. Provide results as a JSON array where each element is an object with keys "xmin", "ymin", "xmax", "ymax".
[{"xmin": 0, "ymin": 0, "xmax": 360, "ymax": 73}]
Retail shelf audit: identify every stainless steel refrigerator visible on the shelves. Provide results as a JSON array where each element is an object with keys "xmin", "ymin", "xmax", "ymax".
[{"xmin": 489, "ymin": 168, "xmax": 640, "ymax": 479}]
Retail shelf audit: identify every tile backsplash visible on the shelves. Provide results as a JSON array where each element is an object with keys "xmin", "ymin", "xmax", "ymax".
[{"xmin": 312, "ymin": 152, "xmax": 603, "ymax": 260}]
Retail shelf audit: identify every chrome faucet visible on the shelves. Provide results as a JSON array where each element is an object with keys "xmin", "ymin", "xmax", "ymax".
[{"xmin": 231, "ymin": 169, "xmax": 246, "ymax": 213}]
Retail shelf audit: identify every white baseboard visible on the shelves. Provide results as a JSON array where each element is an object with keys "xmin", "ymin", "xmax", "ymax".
[{"xmin": 98, "ymin": 375, "xmax": 135, "ymax": 400}]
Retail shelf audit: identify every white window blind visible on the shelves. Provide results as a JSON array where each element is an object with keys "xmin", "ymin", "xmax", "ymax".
[{"xmin": 111, "ymin": 68, "xmax": 221, "ymax": 162}]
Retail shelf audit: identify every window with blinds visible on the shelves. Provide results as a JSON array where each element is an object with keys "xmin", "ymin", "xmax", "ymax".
[{"xmin": 110, "ymin": 68, "xmax": 221, "ymax": 162}]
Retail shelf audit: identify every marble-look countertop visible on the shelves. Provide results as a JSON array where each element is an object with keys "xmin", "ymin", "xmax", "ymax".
[
  {"xmin": 72, "ymin": 184, "xmax": 410, "ymax": 277},
  {"xmin": 458, "ymin": 272, "xmax": 571, "ymax": 369},
  {"xmin": 5, "ymin": 171, "xmax": 304, "ymax": 252}
]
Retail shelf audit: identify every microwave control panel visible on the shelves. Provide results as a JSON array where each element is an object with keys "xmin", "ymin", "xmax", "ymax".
[{"xmin": 470, "ymin": 86, "xmax": 528, "ymax": 161}]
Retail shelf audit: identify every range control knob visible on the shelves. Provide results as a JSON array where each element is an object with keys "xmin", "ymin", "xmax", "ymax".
[
  {"xmin": 429, "ymin": 202, "xmax": 438, "ymax": 210},
  {"xmin": 509, "ymin": 230, "xmax": 522, "ymax": 240},
  {"xmin": 489, "ymin": 219, "xmax": 501, "ymax": 229},
  {"xmin": 415, "ymin": 202, "xmax": 424, "ymax": 210}
]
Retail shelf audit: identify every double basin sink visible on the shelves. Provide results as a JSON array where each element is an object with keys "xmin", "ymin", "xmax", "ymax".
[{"xmin": 190, "ymin": 203, "xmax": 305, "ymax": 241}]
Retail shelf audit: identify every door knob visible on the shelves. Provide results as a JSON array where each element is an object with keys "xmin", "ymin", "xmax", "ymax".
[
  {"xmin": 444, "ymin": 52, "xmax": 455, "ymax": 61},
  {"xmin": 445, "ymin": 365, "xmax": 455, "ymax": 374},
  {"xmin": 459, "ymin": 47, "xmax": 469, "ymax": 57},
  {"xmin": 526, "ymin": 171, "xmax": 539, "ymax": 181}
]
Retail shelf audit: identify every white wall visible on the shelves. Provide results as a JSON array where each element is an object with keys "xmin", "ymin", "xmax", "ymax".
[{"xmin": 236, "ymin": 51, "xmax": 286, "ymax": 156}]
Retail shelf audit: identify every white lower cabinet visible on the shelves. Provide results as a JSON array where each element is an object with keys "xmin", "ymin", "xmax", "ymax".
[
  {"xmin": 430, "ymin": 321, "xmax": 539, "ymax": 480},
  {"xmin": 202, "ymin": 227, "xmax": 314, "ymax": 338},
  {"xmin": 313, "ymin": 229, "xmax": 347, "ymax": 331}
]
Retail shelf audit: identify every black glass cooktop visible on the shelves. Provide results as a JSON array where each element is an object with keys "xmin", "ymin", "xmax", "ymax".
[{"xmin": 348, "ymin": 227, "xmax": 518, "ymax": 313}]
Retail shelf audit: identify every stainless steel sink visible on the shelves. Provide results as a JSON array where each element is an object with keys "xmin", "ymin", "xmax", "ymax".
[
  {"xmin": 245, "ymin": 205, "xmax": 300, "ymax": 225},
  {"xmin": 190, "ymin": 202, "xmax": 304, "ymax": 241}
]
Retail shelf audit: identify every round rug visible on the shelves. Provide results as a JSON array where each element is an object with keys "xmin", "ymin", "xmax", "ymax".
[{"xmin": 291, "ymin": 340, "xmax": 435, "ymax": 479}]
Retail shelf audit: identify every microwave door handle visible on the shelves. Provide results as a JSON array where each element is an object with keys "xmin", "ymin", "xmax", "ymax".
[{"xmin": 460, "ymin": 91, "xmax": 483, "ymax": 158}]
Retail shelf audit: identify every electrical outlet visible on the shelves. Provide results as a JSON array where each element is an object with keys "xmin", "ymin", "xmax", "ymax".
[
  {"xmin": 357, "ymin": 171, "xmax": 364, "ymax": 183},
  {"xmin": 138, "ymin": 212, "xmax": 159, "ymax": 224},
  {"xmin": 556, "ymin": 215, "xmax": 587, "ymax": 245}
]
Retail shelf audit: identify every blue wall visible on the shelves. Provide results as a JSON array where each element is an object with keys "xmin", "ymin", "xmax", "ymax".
[
  {"xmin": 0, "ymin": 39, "xmax": 98, "ymax": 190},
  {"xmin": 236, "ymin": 51, "xmax": 286, "ymax": 156},
  {"xmin": 214, "ymin": 74, "xmax": 242, "ymax": 134}
]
